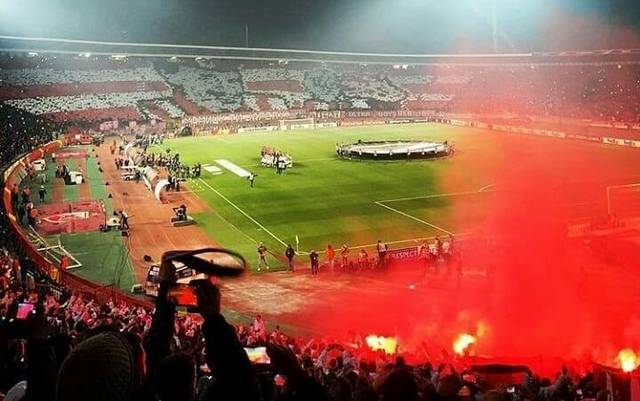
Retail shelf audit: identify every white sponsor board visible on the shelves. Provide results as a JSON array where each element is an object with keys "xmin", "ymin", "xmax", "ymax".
[
  {"xmin": 449, "ymin": 119, "xmax": 468, "ymax": 127},
  {"xmin": 238, "ymin": 126, "xmax": 279, "ymax": 133},
  {"xmin": 602, "ymin": 137, "xmax": 640, "ymax": 147},
  {"xmin": 280, "ymin": 123, "xmax": 315, "ymax": 130},
  {"xmin": 313, "ymin": 122, "xmax": 338, "ymax": 128}
]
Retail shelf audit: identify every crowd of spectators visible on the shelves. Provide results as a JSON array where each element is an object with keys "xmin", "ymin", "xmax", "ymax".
[
  {"xmin": 0, "ymin": 239, "xmax": 620, "ymax": 401},
  {"xmin": 0, "ymin": 103, "xmax": 54, "ymax": 168},
  {"xmin": 2, "ymin": 55, "xmax": 640, "ymax": 123},
  {"xmin": 0, "ymin": 58, "xmax": 637, "ymax": 400},
  {"xmin": 0, "ymin": 120, "xmax": 616, "ymax": 399}
]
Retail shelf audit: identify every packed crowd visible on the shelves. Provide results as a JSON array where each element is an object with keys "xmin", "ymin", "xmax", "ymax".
[
  {"xmin": 2, "ymin": 55, "xmax": 640, "ymax": 123},
  {"xmin": 0, "ymin": 104, "xmax": 54, "ymax": 168},
  {"xmin": 0, "ymin": 239, "xmax": 618, "ymax": 401},
  {"xmin": 0, "ymin": 69, "xmax": 633, "ymax": 401}
]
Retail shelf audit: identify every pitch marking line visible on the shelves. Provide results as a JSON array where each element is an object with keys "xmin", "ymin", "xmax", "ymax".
[
  {"xmin": 375, "ymin": 184, "xmax": 495, "ymax": 204},
  {"xmin": 374, "ymin": 201, "xmax": 455, "ymax": 236},
  {"xmin": 197, "ymin": 178, "xmax": 288, "ymax": 247},
  {"xmin": 478, "ymin": 184, "xmax": 495, "ymax": 192},
  {"xmin": 182, "ymin": 179, "xmax": 205, "ymax": 194}
]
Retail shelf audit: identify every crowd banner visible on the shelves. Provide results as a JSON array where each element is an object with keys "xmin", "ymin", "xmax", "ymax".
[
  {"xmin": 183, "ymin": 110, "xmax": 306, "ymax": 126},
  {"xmin": 181, "ymin": 110, "xmax": 440, "ymax": 129},
  {"xmin": 456, "ymin": 115, "xmax": 640, "ymax": 147}
]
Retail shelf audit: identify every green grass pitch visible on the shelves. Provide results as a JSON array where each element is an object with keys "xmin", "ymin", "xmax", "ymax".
[
  {"xmin": 152, "ymin": 122, "xmax": 639, "ymax": 270},
  {"xmin": 151, "ymin": 123, "xmax": 504, "ymax": 269}
]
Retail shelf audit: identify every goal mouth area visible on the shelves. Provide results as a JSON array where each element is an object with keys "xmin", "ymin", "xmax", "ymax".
[{"xmin": 337, "ymin": 140, "xmax": 452, "ymax": 160}]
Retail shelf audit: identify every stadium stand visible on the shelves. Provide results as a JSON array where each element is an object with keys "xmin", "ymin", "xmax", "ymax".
[
  {"xmin": 1, "ymin": 51, "xmax": 640, "ymax": 400},
  {"xmin": 1, "ymin": 54, "xmax": 639, "ymax": 126},
  {"xmin": 0, "ymin": 209, "xmax": 631, "ymax": 401},
  {"xmin": 161, "ymin": 65, "xmax": 244, "ymax": 113},
  {"xmin": 0, "ymin": 103, "xmax": 53, "ymax": 167},
  {"xmin": 0, "ymin": 235, "xmax": 590, "ymax": 401}
]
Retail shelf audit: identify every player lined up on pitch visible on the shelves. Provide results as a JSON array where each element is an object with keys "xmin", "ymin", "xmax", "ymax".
[{"xmin": 255, "ymin": 236, "xmax": 460, "ymax": 276}]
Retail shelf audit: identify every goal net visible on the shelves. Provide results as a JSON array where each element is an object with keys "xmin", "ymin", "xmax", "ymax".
[
  {"xmin": 279, "ymin": 118, "xmax": 315, "ymax": 130},
  {"xmin": 606, "ymin": 183, "xmax": 640, "ymax": 218}
]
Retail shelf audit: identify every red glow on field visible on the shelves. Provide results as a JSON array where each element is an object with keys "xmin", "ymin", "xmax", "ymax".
[
  {"xmin": 296, "ymin": 123, "xmax": 640, "ymax": 375},
  {"xmin": 617, "ymin": 349, "xmax": 638, "ymax": 373},
  {"xmin": 453, "ymin": 333, "xmax": 476, "ymax": 355},
  {"xmin": 366, "ymin": 335, "xmax": 398, "ymax": 355}
]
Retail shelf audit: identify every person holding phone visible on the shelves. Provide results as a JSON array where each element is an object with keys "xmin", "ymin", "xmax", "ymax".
[{"xmin": 142, "ymin": 254, "xmax": 261, "ymax": 401}]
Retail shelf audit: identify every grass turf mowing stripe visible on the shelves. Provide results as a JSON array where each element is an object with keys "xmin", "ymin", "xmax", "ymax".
[
  {"xmin": 51, "ymin": 230, "xmax": 135, "ymax": 292},
  {"xmin": 62, "ymin": 159, "xmax": 80, "ymax": 202},
  {"xmin": 153, "ymin": 124, "xmax": 640, "ymax": 263},
  {"xmin": 197, "ymin": 178, "xmax": 288, "ymax": 248},
  {"xmin": 191, "ymin": 210, "xmax": 286, "ymax": 271},
  {"xmin": 375, "ymin": 201, "xmax": 455, "ymax": 235}
]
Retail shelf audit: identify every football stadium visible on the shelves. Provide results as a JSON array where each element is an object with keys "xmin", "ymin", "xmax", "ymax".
[{"xmin": 1, "ymin": 1, "xmax": 640, "ymax": 400}]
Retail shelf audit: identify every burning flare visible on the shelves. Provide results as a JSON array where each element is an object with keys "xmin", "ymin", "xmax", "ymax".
[
  {"xmin": 453, "ymin": 333, "xmax": 476, "ymax": 355},
  {"xmin": 366, "ymin": 335, "xmax": 398, "ymax": 355},
  {"xmin": 617, "ymin": 349, "xmax": 638, "ymax": 373}
]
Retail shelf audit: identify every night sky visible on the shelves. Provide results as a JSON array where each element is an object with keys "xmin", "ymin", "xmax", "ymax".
[{"xmin": 1, "ymin": 0, "xmax": 640, "ymax": 53}]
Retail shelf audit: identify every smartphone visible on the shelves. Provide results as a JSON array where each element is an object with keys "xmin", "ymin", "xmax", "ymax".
[
  {"xmin": 244, "ymin": 347, "xmax": 271, "ymax": 364},
  {"xmin": 169, "ymin": 283, "xmax": 198, "ymax": 307},
  {"xmin": 16, "ymin": 303, "xmax": 35, "ymax": 320},
  {"xmin": 162, "ymin": 247, "xmax": 248, "ymax": 307}
]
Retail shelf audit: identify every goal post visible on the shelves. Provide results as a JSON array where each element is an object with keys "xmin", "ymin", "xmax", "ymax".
[
  {"xmin": 26, "ymin": 227, "xmax": 83, "ymax": 270},
  {"xmin": 606, "ymin": 183, "xmax": 640, "ymax": 217},
  {"xmin": 279, "ymin": 118, "xmax": 315, "ymax": 131}
]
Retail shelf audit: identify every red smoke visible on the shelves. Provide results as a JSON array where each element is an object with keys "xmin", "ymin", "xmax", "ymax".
[
  {"xmin": 296, "ymin": 132, "xmax": 640, "ymax": 375},
  {"xmin": 437, "ymin": 132, "xmax": 640, "ymax": 369}
]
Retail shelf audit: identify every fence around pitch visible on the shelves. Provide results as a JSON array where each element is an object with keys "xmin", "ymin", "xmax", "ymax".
[{"xmin": 2, "ymin": 140, "xmax": 151, "ymax": 308}]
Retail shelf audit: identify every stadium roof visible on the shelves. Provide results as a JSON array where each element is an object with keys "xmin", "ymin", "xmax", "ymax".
[
  {"xmin": 3, "ymin": 35, "xmax": 640, "ymax": 66},
  {"xmin": 2, "ymin": 0, "xmax": 640, "ymax": 54}
]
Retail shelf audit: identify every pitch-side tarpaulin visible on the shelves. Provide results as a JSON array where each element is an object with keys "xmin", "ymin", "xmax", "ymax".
[{"xmin": 154, "ymin": 179, "xmax": 170, "ymax": 202}]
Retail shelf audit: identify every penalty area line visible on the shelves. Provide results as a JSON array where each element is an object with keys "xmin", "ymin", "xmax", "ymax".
[
  {"xmin": 349, "ymin": 233, "xmax": 468, "ymax": 250},
  {"xmin": 197, "ymin": 178, "xmax": 288, "ymax": 248},
  {"xmin": 375, "ymin": 184, "xmax": 495, "ymax": 204},
  {"xmin": 374, "ymin": 201, "xmax": 455, "ymax": 236}
]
